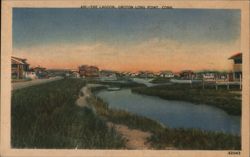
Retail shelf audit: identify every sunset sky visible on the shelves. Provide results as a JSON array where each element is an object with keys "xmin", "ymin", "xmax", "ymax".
[{"xmin": 13, "ymin": 8, "xmax": 241, "ymax": 72}]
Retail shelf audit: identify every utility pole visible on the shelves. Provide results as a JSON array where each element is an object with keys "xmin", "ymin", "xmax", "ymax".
[{"xmin": 240, "ymin": 74, "xmax": 242, "ymax": 90}]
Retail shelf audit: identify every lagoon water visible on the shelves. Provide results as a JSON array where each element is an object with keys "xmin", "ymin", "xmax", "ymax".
[{"xmin": 96, "ymin": 89, "xmax": 241, "ymax": 135}]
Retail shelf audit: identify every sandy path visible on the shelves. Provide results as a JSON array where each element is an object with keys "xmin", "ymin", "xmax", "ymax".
[
  {"xmin": 12, "ymin": 76, "xmax": 63, "ymax": 90},
  {"xmin": 76, "ymin": 84, "xmax": 105, "ymax": 108},
  {"xmin": 108, "ymin": 122, "xmax": 152, "ymax": 149}
]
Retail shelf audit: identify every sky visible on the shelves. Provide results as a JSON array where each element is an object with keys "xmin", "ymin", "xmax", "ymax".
[{"xmin": 13, "ymin": 8, "xmax": 241, "ymax": 72}]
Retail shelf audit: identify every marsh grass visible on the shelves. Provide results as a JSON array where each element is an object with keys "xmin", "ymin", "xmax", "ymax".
[
  {"xmin": 11, "ymin": 78, "xmax": 125, "ymax": 149},
  {"xmin": 132, "ymin": 84, "xmax": 241, "ymax": 115},
  {"xmin": 149, "ymin": 128, "xmax": 241, "ymax": 150}
]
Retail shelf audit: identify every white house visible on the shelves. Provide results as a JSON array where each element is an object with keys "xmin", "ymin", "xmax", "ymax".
[
  {"xmin": 25, "ymin": 71, "xmax": 37, "ymax": 79},
  {"xmin": 159, "ymin": 71, "xmax": 175, "ymax": 78}
]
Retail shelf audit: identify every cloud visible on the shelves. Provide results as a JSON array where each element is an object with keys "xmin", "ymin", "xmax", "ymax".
[{"xmin": 13, "ymin": 38, "xmax": 240, "ymax": 72}]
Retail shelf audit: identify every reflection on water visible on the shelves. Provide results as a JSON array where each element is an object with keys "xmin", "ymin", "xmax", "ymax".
[{"xmin": 96, "ymin": 89, "xmax": 241, "ymax": 135}]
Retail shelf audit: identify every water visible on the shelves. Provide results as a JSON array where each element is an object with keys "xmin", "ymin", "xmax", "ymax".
[{"xmin": 96, "ymin": 89, "xmax": 241, "ymax": 135}]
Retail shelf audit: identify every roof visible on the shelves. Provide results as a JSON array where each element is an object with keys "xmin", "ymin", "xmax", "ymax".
[
  {"xmin": 180, "ymin": 70, "xmax": 194, "ymax": 73},
  {"xmin": 228, "ymin": 53, "xmax": 242, "ymax": 60},
  {"xmin": 11, "ymin": 56, "xmax": 28, "ymax": 65},
  {"xmin": 32, "ymin": 67, "xmax": 46, "ymax": 70},
  {"xmin": 160, "ymin": 70, "xmax": 173, "ymax": 74}
]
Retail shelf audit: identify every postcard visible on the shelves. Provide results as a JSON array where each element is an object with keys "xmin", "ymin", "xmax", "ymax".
[{"xmin": 1, "ymin": 0, "xmax": 249, "ymax": 157}]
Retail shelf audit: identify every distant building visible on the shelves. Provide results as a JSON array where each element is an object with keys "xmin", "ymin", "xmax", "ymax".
[
  {"xmin": 11, "ymin": 56, "xmax": 29, "ymax": 79},
  {"xmin": 159, "ymin": 71, "xmax": 174, "ymax": 78},
  {"xmin": 100, "ymin": 70, "xmax": 118, "ymax": 81},
  {"xmin": 71, "ymin": 72, "xmax": 80, "ymax": 78},
  {"xmin": 196, "ymin": 71, "xmax": 227, "ymax": 80},
  {"xmin": 130, "ymin": 73, "xmax": 137, "ymax": 77},
  {"xmin": 229, "ymin": 53, "xmax": 242, "ymax": 81},
  {"xmin": 30, "ymin": 66, "xmax": 48, "ymax": 78},
  {"xmin": 202, "ymin": 73, "xmax": 215, "ymax": 79},
  {"xmin": 79, "ymin": 65, "xmax": 99, "ymax": 78},
  {"xmin": 70, "ymin": 69, "xmax": 80, "ymax": 78},
  {"xmin": 137, "ymin": 71, "xmax": 155, "ymax": 78},
  {"xmin": 179, "ymin": 70, "xmax": 195, "ymax": 80},
  {"xmin": 25, "ymin": 71, "xmax": 37, "ymax": 80}
]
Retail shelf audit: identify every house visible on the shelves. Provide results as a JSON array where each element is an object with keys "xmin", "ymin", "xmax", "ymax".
[
  {"xmin": 30, "ymin": 66, "xmax": 48, "ymax": 78},
  {"xmin": 228, "ymin": 53, "xmax": 242, "ymax": 81},
  {"xmin": 72, "ymin": 72, "xmax": 80, "ymax": 78},
  {"xmin": 196, "ymin": 71, "xmax": 216, "ymax": 80},
  {"xmin": 179, "ymin": 70, "xmax": 195, "ymax": 80},
  {"xmin": 137, "ymin": 71, "xmax": 156, "ymax": 78},
  {"xmin": 79, "ymin": 65, "xmax": 99, "ymax": 78},
  {"xmin": 11, "ymin": 56, "xmax": 29, "ymax": 79},
  {"xmin": 130, "ymin": 73, "xmax": 137, "ymax": 77},
  {"xmin": 70, "ymin": 69, "xmax": 80, "ymax": 78},
  {"xmin": 25, "ymin": 71, "xmax": 37, "ymax": 79},
  {"xmin": 120, "ymin": 71, "xmax": 131, "ymax": 77},
  {"xmin": 100, "ymin": 70, "xmax": 118, "ymax": 81},
  {"xmin": 159, "ymin": 71, "xmax": 175, "ymax": 78}
]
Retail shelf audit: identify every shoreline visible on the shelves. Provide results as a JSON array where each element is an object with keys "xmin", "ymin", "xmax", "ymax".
[
  {"xmin": 131, "ymin": 84, "xmax": 241, "ymax": 116},
  {"xmin": 88, "ymin": 84, "xmax": 241, "ymax": 150}
]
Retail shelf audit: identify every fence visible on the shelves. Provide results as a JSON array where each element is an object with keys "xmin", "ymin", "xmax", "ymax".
[{"xmin": 170, "ymin": 74, "xmax": 242, "ymax": 90}]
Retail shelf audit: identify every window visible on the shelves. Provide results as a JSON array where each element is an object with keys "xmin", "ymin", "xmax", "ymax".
[
  {"xmin": 234, "ymin": 59, "xmax": 242, "ymax": 64},
  {"xmin": 12, "ymin": 64, "xmax": 18, "ymax": 68}
]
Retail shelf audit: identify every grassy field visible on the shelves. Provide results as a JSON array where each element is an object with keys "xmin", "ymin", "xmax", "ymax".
[
  {"xmin": 132, "ymin": 84, "xmax": 241, "ymax": 115},
  {"xmin": 11, "ymin": 78, "xmax": 125, "ymax": 149},
  {"xmin": 89, "ymin": 89, "xmax": 241, "ymax": 150}
]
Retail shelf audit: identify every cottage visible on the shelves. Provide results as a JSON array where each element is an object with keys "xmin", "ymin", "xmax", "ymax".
[
  {"xmin": 130, "ymin": 73, "xmax": 137, "ymax": 77},
  {"xmin": 69, "ymin": 69, "xmax": 80, "ymax": 78},
  {"xmin": 30, "ymin": 66, "xmax": 48, "ymax": 79},
  {"xmin": 11, "ymin": 56, "xmax": 29, "ymax": 79},
  {"xmin": 100, "ymin": 70, "xmax": 118, "ymax": 81},
  {"xmin": 79, "ymin": 65, "xmax": 99, "ymax": 78},
  {"xmin": 228, "ymin": 53, "xmax": 242, "ymax": 81},
  {"xmin": 159, "ymin": 71, "xmax": 174, "ymax": 78},
  {"xmin": 137, "ymin": 71, "xmax": 155, "ymax": 78},
  {"xmin": 72, "ymin": 72, "xmax": 80, "ymax": 78},
  {"xmin": 25, "ymin": 71, "xmax": 37, "ymax": 79},
  {"xmin": 179, "ymin": 70, "xmax": 195, "ymax": 80}
]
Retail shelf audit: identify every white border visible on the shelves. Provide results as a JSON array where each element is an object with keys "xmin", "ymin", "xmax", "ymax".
[{"xmin": 1, "ymin": 1, "xmax": 249, "ymax": 157}]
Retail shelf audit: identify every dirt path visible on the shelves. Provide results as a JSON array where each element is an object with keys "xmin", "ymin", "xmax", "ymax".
[
  {"xmin": 76, "ymin": 84, "xmax": 105, "ymax": 108},
  {"xmin": 108, "ymin": 122, "xmax": 152, "ymax": 149}
]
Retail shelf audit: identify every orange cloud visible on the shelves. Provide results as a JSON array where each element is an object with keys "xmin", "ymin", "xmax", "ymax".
[{"xmin": 13, "ymin": 38, "xmax": 240, "ymax": 72}]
